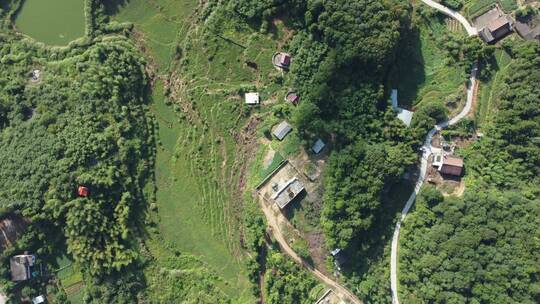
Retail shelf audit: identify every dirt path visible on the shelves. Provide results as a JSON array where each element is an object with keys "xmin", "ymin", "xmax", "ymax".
[{"xmin": 259, "ymin": 199, "xmax": 363, "ymax": 304}]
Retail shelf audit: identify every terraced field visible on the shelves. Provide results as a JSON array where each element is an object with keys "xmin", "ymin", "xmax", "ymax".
[{"xmin": 111, "ymin": 0, "xmax": 291, "ymax": 300}]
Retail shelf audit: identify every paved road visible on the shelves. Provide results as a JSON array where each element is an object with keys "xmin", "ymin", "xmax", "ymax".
[
  {"xmin": 421, "ymin": 0, "xmax": 478, "ymax": 36},
  {"xmin": 389, "ymin": 57, "xmax": 478, "ymax": 304},
  {"xmin": 259, "ymin": 199, "xmax": 363, "ymax": 304}
]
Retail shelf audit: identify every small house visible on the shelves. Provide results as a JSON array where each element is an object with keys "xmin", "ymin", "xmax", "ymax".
[
  {"xmin": 78, "ymin": 186, "xmax": 89, "ymax": 197},
  {"xmin": 273, "ymin": 121, "xmax": 292, "ymax": 141},
  {"xmin": 331, "ymin": 248, "xmax": 345, "ymax": 271},
  {"xmin": 439, "ymin": 155, "xmax": 464, "ymax": 176},
  {"xmin": 272, "ymin": 52, "xmax": 292, "ymax": 69},
  {"xmin": 312, "ymin": 139, "xmax": 325, "ymax": 154},
  {"xmin": 32, "ymin": 296, "xmax": 45, "ymax": 304},
  {"xmin": 271, "ymin": 177, "xmax": 305, "ymax": 209},
  {"xmin": 10, "ymin": 254, "xmax": 36, "ymax": 281},
  {"xmin": 245, "ymin": 92, "xmax": 260, "ymax": 105},
  {"xmin": 391, "ymin": 89, "xmax": 414, "ymax": 127},
  {"xmin": 285, "ymin": 92, "xmax": 300, "ymax": 105}
]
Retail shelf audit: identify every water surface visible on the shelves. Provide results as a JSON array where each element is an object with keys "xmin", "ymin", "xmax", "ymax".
[{"xmin": 16, "ymin": 0, "xmax": 85, "ymax": 45}]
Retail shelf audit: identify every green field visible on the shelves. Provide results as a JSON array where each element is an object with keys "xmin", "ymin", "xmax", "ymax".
[
  {"xmin": 111, "ymin": 0, "xmax": 290, "ymax": 300},
  {"xmin": 463, "ymin": 0, "xmax": 518, "ymax": 17},
  {"xmin": 15, "ymin": 0, "xmax": 85, "ymax": 45},
  {"xmin": 475, "ymin": 49, "xmax": 512, "ymax": 127}
]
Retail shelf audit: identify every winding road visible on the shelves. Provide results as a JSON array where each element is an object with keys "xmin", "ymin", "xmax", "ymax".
[
  {"xmin": 390, "ymin": 2, "xmax": 478, "ymax": 303},
  {"xmin": 420, "ymin": 0, "xmax": 477, "ymax": 36},
  {"xmin": 259, "ymin": 200, "xmax": 363, "ymax": 304}
]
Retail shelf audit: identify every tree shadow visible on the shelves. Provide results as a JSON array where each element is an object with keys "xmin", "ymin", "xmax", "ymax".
[
  {"xmin": 387, "ymin": 26, "xmax": 426, "ymax": 109},
  {"xmin": 103, "ymin": 0, "xmax": 130, "ymax": 16}
]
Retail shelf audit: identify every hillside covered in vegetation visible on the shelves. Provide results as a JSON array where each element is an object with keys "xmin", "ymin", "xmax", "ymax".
[
  {"xmin": 1, "ymin": 0, "xmax": 539, "ymax": 303},
  {"xmin": 400, "ymin": 40, "xmax": 540, "ymax": 303}
]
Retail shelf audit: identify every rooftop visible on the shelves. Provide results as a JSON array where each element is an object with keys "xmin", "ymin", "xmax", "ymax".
[
  {"xmin": 10, "ymin": 254, "xmax": 35, "ymax": 281},
  {"xmin": 443, "ymin": 155, "xmax": 464, "ymax": 167},
  {"xmin": 245, "ymin": 92, "xmax": 260, "ymax": 105},
  {"xmin": 487, "ymin": 15, "xmax": 512, "ymax": 33},
  {"xmin": 271, "ymin": 177, "xmax": 305, "ymax": 209},
  {"xmin": 273, "ymin": 121, "xmax": 292, "ymax": 141},
  {"xmin": 397, "ymin": 108, "xmax": 414, "ymax": 127},
  {"xmin": 312, "ymin": 139, "xmax": 325, "ymax": 154}
]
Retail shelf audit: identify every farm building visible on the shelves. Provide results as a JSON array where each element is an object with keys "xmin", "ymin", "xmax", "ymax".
[
  {"xmin": 312, "ymin": 139, "xmax": 325, "ymax": 154},
  {"xmin": 479, "ymin": 15, "xmax": 513, "ymax": 43},
  {"xmin": 391, "ymin": 89, "xmax": 414, "ymax": 126},
  {"xmin": 273, "ymin": 121, "xmax": 292, "ymax": 141},
  {"xmin": 271, "ymin": 177, "xmax": 305, "ymax": 209},
  {"xmin": 285, "ymin": 92, "xmax": 300, "ymax": 105},
  {"xmin": 10, "ymin": 254, "xmax": 36, "ymax": 281},
  {"xmin": 439, "ymin": 155, "xmax": 464, "ymax": 176},
  {"xmin": 245, "ymin": 92, "xmax": 260, "ymax": 105},
  {"xmin": 515, "ymin": 21, "xmax": 540, "ymax": 42},
  {"xmin": 272, "ymin": 52, "xmax": 292, "ymax": 69},
  {"xmin": 474, "ymin": 6, "xmax": 514, "ymax": 44}
]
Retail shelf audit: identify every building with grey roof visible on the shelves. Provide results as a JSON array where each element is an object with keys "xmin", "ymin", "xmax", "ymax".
[
  {"xmin": 10, "ymin": 254, "xmax": 35, "ymax": 281},
  {"xmin": 273, "ymin": 121, "xmax": 292, "ymax": 141},
  {"xmin": 271, "ymin": 177, "xmax": 305, "ymax": 209}
]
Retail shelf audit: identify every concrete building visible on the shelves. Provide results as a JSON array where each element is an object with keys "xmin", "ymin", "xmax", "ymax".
[
  {"xmin": 271, "ymin": 177, "xmax": 305, "ymax": 209},
  {"xmin": 474, "ymin": 6, "xmax": 514, "ymax": 44}
]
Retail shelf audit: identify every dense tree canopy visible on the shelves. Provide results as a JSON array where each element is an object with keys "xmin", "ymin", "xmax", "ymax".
[
  {"xmin": 0, "ymin": 35, "xmax": 154, "ymax": 278},
  {"xmin": 322, "ymin": 141, "xmax": 415, "ymax": 248},
  {"xmin": 281, "ymin": 0, "xmax": 417, "ymax": 251}
]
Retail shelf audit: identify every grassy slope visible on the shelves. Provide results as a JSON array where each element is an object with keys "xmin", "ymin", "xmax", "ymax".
[
  {"xmin": 475, "ymin": 48, "xmax": 512, "ymax": 127},
  {"xmin": 390, "ymin": 17, "xmax": 463, "ymax": 109},
  {"xmin": 112, "ymin": 0, "xmax": 288, "ymax": 301}
]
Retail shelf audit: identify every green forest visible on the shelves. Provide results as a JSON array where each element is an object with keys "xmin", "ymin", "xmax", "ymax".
[
  {"xmin": 400, "ymin": 41, "xmax": 540, "ymax": 303},
  {"xmin": 0, "ymin": 0, "xmax": 539, "ymax": 303}
]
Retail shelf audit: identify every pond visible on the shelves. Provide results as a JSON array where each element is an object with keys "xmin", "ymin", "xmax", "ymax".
[{"xmin": 15, "ymin": 0, "xmax": 85, "ymax": 46}]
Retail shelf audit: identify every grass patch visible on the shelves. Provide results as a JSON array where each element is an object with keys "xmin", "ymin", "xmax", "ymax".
[
  {"xmin": 55, "ymin": 255, "xmax": 83, "ymax": 288},
  {"xmin": 259, "ymin": 151, "xmax": 284, "ymax": 180},
  {"xmin": 151, "ymin": 82, "xmax": 254, "ymax": 301}
]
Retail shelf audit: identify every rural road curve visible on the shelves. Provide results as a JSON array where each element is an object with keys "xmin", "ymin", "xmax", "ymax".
[
  {"xmin": 421, "ymin": 0, "xmax": 478, "ymax": 36},
  {"xmin": 259, "ymin": 200, "xmax": 363, "ymax": 304},
  {"xmin": 390, "ymin": 3, "xmax": 479, "ymax": 303}
]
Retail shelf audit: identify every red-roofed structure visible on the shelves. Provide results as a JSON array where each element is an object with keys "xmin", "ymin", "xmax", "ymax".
[
  {"xmin": 77, "ymin": 186, "xmax": 89, "ymax": 197},
  {"xmin": 286, "ymin": 92, "xmax": 300, "ymax": 105},
  {"xmin": 439, "ymin": 156, "xmax": 464, "ymax": 176},
  {"xmin": 280, "ymin": 54, "xmax": 291, "ymax": 66}
]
